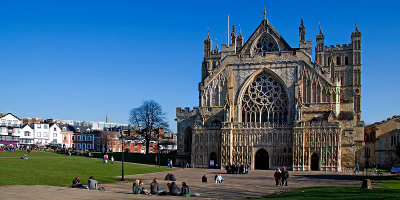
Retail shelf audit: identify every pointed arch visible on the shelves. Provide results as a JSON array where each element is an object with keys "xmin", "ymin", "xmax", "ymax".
[{"xmin": 237, "ymin": 69, "xmax": 289, "ymax": 124}]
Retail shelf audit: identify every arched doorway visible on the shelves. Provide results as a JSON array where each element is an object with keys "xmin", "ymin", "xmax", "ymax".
[
  {"xmin": 255, "ymin": 149, "xmax": 269, "ymax": 170},
  {"xmin": 311, "ymin": 153, "xmax": 319, "ymax": 171},
  {"xmin": 184, "ymin": 127, "xmax": 192, "ymax": 153},
  {"xmin": 209, "ymin": 152, "xmax": 217, "ymax": 168}
]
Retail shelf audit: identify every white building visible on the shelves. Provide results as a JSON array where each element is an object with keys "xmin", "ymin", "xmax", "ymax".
[
  {"xmin": 0, "ymin": 113, "xmax": 22, "ymax": 146},
  {"xmin": 19, "ymin": 124, "xmax": 34, "ymax": 146},
  {"xmin": 49, "ymin": 124, "xmax": 62, "ymax": 146}
]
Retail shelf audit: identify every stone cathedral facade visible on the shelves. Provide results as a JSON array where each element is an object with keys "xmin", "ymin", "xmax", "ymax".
[{"xmin": 176, "ymin": 13, "xmax": 364, "ymax": 171}]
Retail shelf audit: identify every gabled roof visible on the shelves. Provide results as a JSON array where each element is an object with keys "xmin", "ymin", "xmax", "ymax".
[
  {"xmin": 239, "ymin": 19, "xmax": 292, "ymax": 54},
  {"xmin": 0, "ymin": 113, "xmax": 20, "ymax": 120}
]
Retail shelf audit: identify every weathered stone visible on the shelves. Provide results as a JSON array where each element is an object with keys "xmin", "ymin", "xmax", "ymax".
[{"xmin": 176, "ymin": 12, "xmax": 364, "ymax": 171}]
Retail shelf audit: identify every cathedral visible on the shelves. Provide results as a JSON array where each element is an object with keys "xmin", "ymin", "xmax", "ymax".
[{"xmin": 176, "ymin": 10, "xmax": 364, "ymax": 171}]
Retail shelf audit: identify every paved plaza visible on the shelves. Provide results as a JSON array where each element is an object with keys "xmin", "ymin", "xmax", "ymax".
[{"xmin": 0, "ymin": 166, "xmax": 363, "ymax": 200}]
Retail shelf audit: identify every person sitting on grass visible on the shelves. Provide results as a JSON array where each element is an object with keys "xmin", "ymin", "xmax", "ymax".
[
  {"xmin": 150, "ymin": 178, "xmax": 160, "ymax": 195},
  {"xmin": 21, "ymin": 153, "xmax": 28, "ymax": 160},
  {"xmin": 180, "ymin": 182, "xmax": 190, "ymax": 196},
  {"xmin": 133, "ymin": 180, "xmax": 143, "ymax": 194},
  {"xmin": 88, "ymin": 176, "xmax": 98, "ymax": 190},
  {"xmin": 169, "ymin": 181, "xmax": 180, "ymax": 196},
  {"xmin": 72, "ymin": 176, "xmax": 83, "ymax": 188}
]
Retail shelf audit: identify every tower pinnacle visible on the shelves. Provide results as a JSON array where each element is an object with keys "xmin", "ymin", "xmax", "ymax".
[{"xmin": 263, "ymin": 7, "xmax": 266, "ymax": 20}]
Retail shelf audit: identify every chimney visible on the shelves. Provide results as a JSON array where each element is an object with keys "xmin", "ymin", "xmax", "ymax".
[{"xmin": 0, "ymin": 112, "xmax": 4, "ymax": 117}]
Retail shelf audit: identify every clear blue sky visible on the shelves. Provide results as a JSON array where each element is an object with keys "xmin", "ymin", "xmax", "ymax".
[{"xmin": 0, "ymin": 0, "xmax": 399, "ymax": 131}]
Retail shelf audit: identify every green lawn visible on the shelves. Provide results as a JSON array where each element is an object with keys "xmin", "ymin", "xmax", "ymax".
[
  {"xmin": 362, "ymin": 175, "xmax": 400, "ymax": 189},
  {"xmin": 260, "ymin": 186, "xmax": 400, "ymax": 200},
  {"xmin": 0, "ymin": 150, "xmax": 172, "ymax": 186},
  {"xmin": 259, "ymin": 175, "xmax": 400, "ymax": 199}
]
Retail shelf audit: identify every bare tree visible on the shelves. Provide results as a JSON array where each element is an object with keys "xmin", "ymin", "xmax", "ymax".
[{"xmin": 129, "ymin": 100, "xmax": 169, "ymax": 154}]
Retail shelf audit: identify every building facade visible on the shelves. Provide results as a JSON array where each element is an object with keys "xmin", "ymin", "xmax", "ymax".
[
  {"xmin": 364, "ymin": 116, "xmax": 400, "ymax": 169},
  {"xmin": 0, "ymin": 113, "xmax": 21, "ymax": 146},
  {"xmin": 176, "ymin": 12, "xmax": 364, "ymax": 171}
]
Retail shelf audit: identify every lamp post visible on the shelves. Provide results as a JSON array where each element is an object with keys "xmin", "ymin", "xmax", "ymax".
[{"xmin": 120, "ymin": 131, "xmax": 125, "ymax": 181}]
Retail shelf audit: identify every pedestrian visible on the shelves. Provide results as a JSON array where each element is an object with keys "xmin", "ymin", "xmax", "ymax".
[
  {"xmin": 274, "ymin": 168, "xmax": 281, "ymax": 186},
  {"xmin": 111, "ymin": 156, "xmax": 114, "ymax": 164},
  {"xmin": 355, "ymin": 162, "xmax": 359, "ymax": 174},
  {"xmin": 167, "ymin": 159, "xmax": 170, "ymax": 168},
  {"xmin": 280, "ymin": 167, "xmax": 289, "ymax": 186},
  {"xmin": 170, "ymin": 160, "xmax": 173, "ymax": 168}
]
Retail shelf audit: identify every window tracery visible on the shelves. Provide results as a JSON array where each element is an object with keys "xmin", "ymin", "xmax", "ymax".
[
  {"xmin": 241, "ymin": 72, "xmax": 288, "ymax": 124},
  {"xmin": 254, "ymin": 34, "xmax": 279, "ymax": 54}
]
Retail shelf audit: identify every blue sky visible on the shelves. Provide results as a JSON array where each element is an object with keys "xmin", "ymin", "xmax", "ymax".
[{"xmin": 0, "ymin": 0, "xmax": 399, "ymax": 131}]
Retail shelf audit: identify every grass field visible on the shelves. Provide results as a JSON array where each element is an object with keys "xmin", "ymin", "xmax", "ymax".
[
  {"xmin": 261, "ymin": 175, "xmax": 400, "ymax": 199},
  {"xmin": 260, "ymin": 186, "xmax": 400, "ymax": 200},
  {"xmin": 0, "ymin": 150, "xmax": 172, "ymax": 186}
]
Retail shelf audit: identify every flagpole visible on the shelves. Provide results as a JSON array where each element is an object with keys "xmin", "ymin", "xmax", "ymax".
[{"xmin": 227, "ymin": 14, "xmax": 229, "ymax": 47}]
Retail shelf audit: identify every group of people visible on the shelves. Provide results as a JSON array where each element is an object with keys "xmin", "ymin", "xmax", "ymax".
[
  {"xmin": 225, "ymin": 163, "xmax": 249, "ymax": 174},
  {"xmin": 273, "ymin": 167, "xmax": 289, "ymax": 186},
  {"xmin": 164, "ymin": 173, "xmax": 176, "ymax": 181},
  {"xmin": 132, "ymin": 178, "xmax": 190, "ymax": 196},
  {"xmin": 71, "ymin": 176, "xmax": 103, "ymax": 190},
  {"xmin": 103, "ymin": 154, "xmax": 114, "ymax": 164}
]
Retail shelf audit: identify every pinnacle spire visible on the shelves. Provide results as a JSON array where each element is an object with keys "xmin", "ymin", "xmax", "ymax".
[
  {"xmin": 319, "ymin": 22, "xmax": 322, "ymax": 34},
  {"xmin": 263, "ymin": 7, "xmax": 266, "ymax": 20}
]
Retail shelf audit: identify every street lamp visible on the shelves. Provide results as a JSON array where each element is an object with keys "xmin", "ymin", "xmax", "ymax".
[{"xmin": 120, "ymin": 131, "xmax": 125, "ymax": 181}]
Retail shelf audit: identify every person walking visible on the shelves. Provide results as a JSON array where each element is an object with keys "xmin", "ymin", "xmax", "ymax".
[
  {"xmin": 274, "ymin": 169, "xmax": 281, "ymax": 186},
  {"xmin": 280, "ymin": 167, "xmax": 289, "ymax": 186},
  {"xmin": 355, "ymin": 163, "xmax": 359, "ymax": 174},
  {"xmin": 111, "ymin": 156, "xmax": 114, "ymax": 164}
]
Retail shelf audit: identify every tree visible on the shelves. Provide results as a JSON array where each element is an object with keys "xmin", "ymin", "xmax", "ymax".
[{"xmin": 129, "ymin": 100, "xmax": 169, "ymax": 154}]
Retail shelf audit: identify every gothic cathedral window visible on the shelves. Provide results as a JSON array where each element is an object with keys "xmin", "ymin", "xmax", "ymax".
[{"xmin": 241, "ymin": 72, "xmax": 288, "ymax": 124}]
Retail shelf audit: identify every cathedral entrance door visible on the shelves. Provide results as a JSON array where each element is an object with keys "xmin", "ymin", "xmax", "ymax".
[
  {"xmin": 311, "ymin": 153, "xmax": 319, "ymax": 171},
  {"xmin": 255, "ymin": 149, "xmax": 269, "ymax": 170}
]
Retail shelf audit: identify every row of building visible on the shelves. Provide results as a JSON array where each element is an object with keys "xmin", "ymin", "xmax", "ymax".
[{"xmin": 0, "ymin": 113, "xmax": 177, "ymax": 154}]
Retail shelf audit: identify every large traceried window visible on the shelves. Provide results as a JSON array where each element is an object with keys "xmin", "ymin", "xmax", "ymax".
[
  {"xmin": 241, "ymin": 72, "xmax": 288, "ymax": 124},
  {"xmin": 254, "ymin": 34, "xmax": 279, "ymax": 54}
]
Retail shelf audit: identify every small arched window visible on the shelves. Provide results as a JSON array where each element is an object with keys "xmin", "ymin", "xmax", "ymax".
[
  {"xmin": 336, "ymin": 56, "xmax": 341, "ymax": 65},
  {"xmin": 345, "ymin": 56, "xmax": 349, "ymax": 65}
]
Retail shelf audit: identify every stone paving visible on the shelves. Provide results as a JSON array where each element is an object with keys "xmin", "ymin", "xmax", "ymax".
[{"xmin": 0, "ymin": 167, "xmax": 363, "ymax": 200}]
